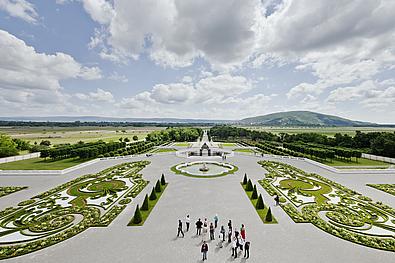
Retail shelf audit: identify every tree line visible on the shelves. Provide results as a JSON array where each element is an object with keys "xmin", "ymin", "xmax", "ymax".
[
  {"xmin": 146, "ymin": 127, "xmax": 203, "ymax": 142},
  {"xmin": 210, "ymin": 126, "xmax": 395, "ymax": 158}
]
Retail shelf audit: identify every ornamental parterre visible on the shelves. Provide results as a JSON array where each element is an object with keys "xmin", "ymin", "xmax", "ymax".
[
  {"xmin": 0, "ymin": 186, "xmax": 27, "ymax": 198},
  {"xmin": 258, "ymin": 161, "xmax": 395, "ymax": 252},
  {"xmin": 0, "ymin": 161, "xmax": 149, "ymax": 260}
]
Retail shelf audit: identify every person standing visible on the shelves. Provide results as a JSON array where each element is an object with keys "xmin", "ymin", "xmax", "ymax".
[
  {"xmin": 244, "ymin": 241, "xmax": 250, "ymax": 259},
  {"xmin": 227, "ymin": 228, "xmax": 232, "ymax": 243},
  {"xmin": 274, "ymin": 194, "xmax": 280, "ymax": 206},
  {"xmin": 214, "ymin": 214, "xmax": 219, "ymax": 228},
  {"xmin": 238, "ymin": 236, "xmax": 244, "ymax": 251},
  {"xmin": 201, "ymin": 241, "xmax": 209, "ymax": 261},
  {"xmin": 196, "ymin": 218, "xmax": 203, "ymax": 235},
  {"xmin": 186, "ymin": 214, "xmax": 190, "ymax": 232},
  {"xmin": 228, "ymin": 219, "xmax": 232, "ymax": 233},
  {"xmin": 220, "ymin": 225, "xmax": 226, "ymax": 242},
  {"xmin": 177, "ymin": 219, "xmax": 184, "ymax": 238},
  {"xmin": 240, "ymin": 224, "xmax": 246, "ymax": 240},
  {"xmin": 202, "ymin": 221, "xmax": 208, "ymax": 242},
  {"xmin": 232, "ymin": 237, "xmax": 238, "ymax": 258},
  {"xmin": 209, "ymin": 223, "xmax": 215, "ymax": 240}
]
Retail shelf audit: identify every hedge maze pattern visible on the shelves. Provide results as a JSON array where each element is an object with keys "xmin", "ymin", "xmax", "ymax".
[
  {"xmin": 0, "ymin": 161, "xmax": 149, "ymax": 260},
  {"xmin": 0, "ymin": 187, "xmax": 27, "ymax": 198},
  {"xmin": 258, "ymin": 161, "xmax": 395, "ymax": 251},
  {"xmin": 367, "ymin": 184, "xmax": 395, "ymax": 197}
]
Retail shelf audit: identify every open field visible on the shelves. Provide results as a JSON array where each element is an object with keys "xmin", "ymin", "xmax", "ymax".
[
  {"xmin": 0, "ymin": 126, "xmax": 165, "ymax": 145},
  {"xmin": 0, "ymin": 157, "xmax": 91, "ymax": 170},
  {"xmin": 242, "ymin": 126, "xmax": 395, "ymax": 137}
]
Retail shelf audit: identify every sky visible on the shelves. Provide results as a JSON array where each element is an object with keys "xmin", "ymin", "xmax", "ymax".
[{"xmin": 0, "ymin": 0, "xmax": 394, "ymax": 123}]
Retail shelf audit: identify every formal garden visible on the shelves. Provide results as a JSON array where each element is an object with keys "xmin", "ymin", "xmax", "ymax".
[
  {"xmin": 0, "ymin": 161, "xmax": 149, "ymax": 259},
  {"xmin": 258, "ymin": 161, "xmax": 395, "ymax": 251}
]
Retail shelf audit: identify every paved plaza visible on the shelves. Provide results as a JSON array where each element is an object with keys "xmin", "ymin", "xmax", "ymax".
[{"xmin": 0, "ymin": 143, "xmax": 394, "ymax": 263}]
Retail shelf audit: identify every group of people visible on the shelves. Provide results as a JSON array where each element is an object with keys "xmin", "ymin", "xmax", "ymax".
[{"xmin": 177, "ymin": 214, "xmax": 251, "ymax": 261}]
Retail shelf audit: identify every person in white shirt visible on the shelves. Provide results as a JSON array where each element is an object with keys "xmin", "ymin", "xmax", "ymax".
[
  {"xmin": 232, "ymin": 237, "xmax": 238, "ymax": 258},
  {"xmin": 185, "ymin": 214, "xmax": 190, "ymax": 232}
]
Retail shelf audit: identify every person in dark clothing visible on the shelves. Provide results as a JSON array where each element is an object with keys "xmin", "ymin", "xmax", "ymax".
[
  {"xmin": 220, "ymin": 225, "xmax": 226, "ymax": 242},
  {"xmin": 228, "ymin": 219, "xmax": 232, "ymax": 232},
  {"xmin": 177, "ymin": 219, "xmax": 184, "ymax": 238},
  {"xmin": 227, "ymin": 228, "xmax": 232, "ymax": 243},
  {"xmin": 244, "ymin": 241, "xmax": 250, "ymax": 258},
  {"xmin": 274, "ymin": 194, "xmax": 280, "ymax": 206},
  {"xmin": 201, "ymin": 241, "xmax": 209, "ymax": 261},
  {"xmin": 209, "ymin": 222, "xmax": 215, "ymax": 240},
  {"xmin": 196, "ymin": 218, "xmax": 203, "ymax": 235}
]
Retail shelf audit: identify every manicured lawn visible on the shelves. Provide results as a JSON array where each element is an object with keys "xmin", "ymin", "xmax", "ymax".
[
  {"xmin": 0, "ymin": 157, "xmax": 91, "ymax": 170},
  {"xmin": 220, "ymin": 143, "xmax": 236, "ymax": 147},
  {"xmin": 174, "ymin": 142, "xmax": 190, "ymax": 147},
  {"xmin": 233, "ymin": 148, "xmax": 254, "ymax": 153},
  {"xmin": 322, "ymin": 157, "xmax": 390, "ymax": 167},
  {"xmin": 153, "ymin": 148, "xmax": 177, "ymax": 153},
  {"xmin": 128, "ymin": 184, "xmax": 168, "ymax": 226}
]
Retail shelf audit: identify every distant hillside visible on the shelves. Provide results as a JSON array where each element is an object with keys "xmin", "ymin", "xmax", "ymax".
[{"xmin": 239, "ymin": 111, "xmax": 374, "ymax": 127}]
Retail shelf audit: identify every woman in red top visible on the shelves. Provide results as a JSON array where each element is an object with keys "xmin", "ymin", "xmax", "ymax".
[{"xmin": 240, "ymin": 224, "xmax": 246, "ymax": 240}]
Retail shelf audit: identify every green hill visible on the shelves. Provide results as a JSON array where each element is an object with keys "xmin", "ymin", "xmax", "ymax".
[{"xmin": 239, "ymin": 111, "xmax": 373, "ymax": 127}]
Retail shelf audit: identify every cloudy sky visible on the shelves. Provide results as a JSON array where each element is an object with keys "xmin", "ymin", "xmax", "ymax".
[{"xmin": 0, "ymin": 0, "xmax": 394, "ymax": 123}]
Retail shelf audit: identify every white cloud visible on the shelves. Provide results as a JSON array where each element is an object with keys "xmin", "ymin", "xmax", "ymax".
[
  {"xmin": 81, "ymin": 0, "xmax": 114, "ymax": 24},
  {"xmin": 0, "ymin": 0, "xmax": 38, "ymax": 23},
  {"xmin": 90, "ymin": 0, "xmax": 263, "ymax": 69},
  {"xmin": 108, "ymin": 72, "xmax": 128, "ymax": 83},
  {"xmin": 0, "ymin": 29, "xmax": 102, "ymax": 113},
  {"xmin": 75, "ymin": 88, "xmax": 114, "ymax": 102}
]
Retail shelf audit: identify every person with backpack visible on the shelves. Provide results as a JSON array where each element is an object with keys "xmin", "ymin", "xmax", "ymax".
[{"xmin": 201, "ymin": 241, "xmax": 209, "ymax": 261}]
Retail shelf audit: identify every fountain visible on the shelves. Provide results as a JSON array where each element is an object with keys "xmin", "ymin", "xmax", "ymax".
[{"xmin": 199, "ymin": 162, "xmax": 209, "ymax": 172}]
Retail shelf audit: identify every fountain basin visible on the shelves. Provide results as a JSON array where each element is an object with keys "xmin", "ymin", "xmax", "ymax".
[{"xmin": 171, "ymin": 161, "xmax": 238, "ymax": 178}]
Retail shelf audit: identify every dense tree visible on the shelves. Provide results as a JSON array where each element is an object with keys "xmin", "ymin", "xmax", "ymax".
[
  {"xmin": 149, "ymin": 187, "xmax": 157, "ymax": 200},
  {"xmin": 251, "ymin": 185, "xmax": 258, "ymax": 199},
  {"xmin": 0, "ymin": 134, "xmax": 18, "ymax": 157},
  {"xmin": 256, "ymin": 194, "xmax": 265, "ymax": 209},
  {"xmin": 265, "ymin": 207, "xmax": 273, "ymax": 222},
  {"xmin": 141, "ymin": 194, "xmax": 149, "ymax": 211},
  {"xmin": 132, "ymin": 205, "xmax": 142, "ymax": 224}
]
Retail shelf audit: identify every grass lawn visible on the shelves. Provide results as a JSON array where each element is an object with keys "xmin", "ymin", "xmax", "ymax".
[
  {"xmin": 0, "ymin": 157, "xmax": 91, "ymax": 170},
  {"xmin": 220, "ymin": 143, "xmax": 236, "ymax": 147},
  {"xmin": 241, "ymin": 183, "xmax": 277, "ymax": 224},
  {"xmin": 153, "ymin": 148, "xmax": 177, "ymax": 153},
  {"xmin": 128, "ymin": 184, "xmax": 168, "ymax": 226},
  {"xmin": 174, "ymin": 142, "xmax": 190, "ymax": 147},
  {"xmin": 322, "ymin": 157, "xmax": 390, "ymax": 167},
  {"xmin": 233, "ymin": 148, "xmax": 254, "ymax": 153}
]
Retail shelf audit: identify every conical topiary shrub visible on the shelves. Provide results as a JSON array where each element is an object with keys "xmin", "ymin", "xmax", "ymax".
[
  {"xmin": 256, "ymin": 194, "xmax": 265, "ymax": 209},
  {"xmin": 155, "ymin": 180, "xmax": 161, "ymax": 193},
  {"xmin": 161, "ymin": 174, "xmax": 166, "ymax": 185},
  {"xmin": 141, "ymin": 194, "xmax": 149, "ymax": 211},
  {"xmin": 149, "ymin": 187, "xmax": 157, "ymax": 200},
  {"xmin": 251, "ymin": 185, "xmax": 258, "ymax": 199},
  {"xmin": 132, "ymin": 205, "xmax": 142, "ymax": 224},
  {"xmin": 242, "ymin": 173, "xmax": 248, "ymax": 185},
  {"xmin": 265, "ymin": 207, "xmax": 272, "ymax": 222},
  {"xmin": 246, "ymin": 179, "xmax": 253, "ymax": 191}
]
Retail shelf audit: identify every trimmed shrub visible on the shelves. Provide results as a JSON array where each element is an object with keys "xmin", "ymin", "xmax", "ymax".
[
  {"xmin": 149, "ymin": 187, "xmax": 157, "ymax": 200},
  {"xmin": 246, "ymin": 179, "xmax": 253, "ymax": 191},
  {"xmin": 161, "ymin": 173, "xmax": 166, "ymax": 185},
  {"xmin": 251, "ymin": 185, "xmax": 258, "ymax": 199},
  {"xmin": 243, "ymin": 173, "xmax": 248, "ymax": 185},
  {"xmin": 256, "ymin": 194, "xmax": 265, "ymax": 209},
  {"xmin": 132, "ymin": 205, "xmax": 142, "ymax": 224},
  {"xmin": 141, "ymin": 194, "xmax": 149, "ymax": 211},
  {"xmin": 155, "ymin": 180, "xmax": 161, "ymax": 193},
  {"xmin": 265, "ymin": 207, "xmax": 273, "ymax": 222}
]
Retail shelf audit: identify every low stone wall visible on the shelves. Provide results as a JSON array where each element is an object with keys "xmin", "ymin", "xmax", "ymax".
[
  {"xmin": 362, "ymin": 153, "xmax": 395, "ymax": 164},
  {"xmin": 0, "ymin": 152, "xmax": 40, "ymax": 164}
]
